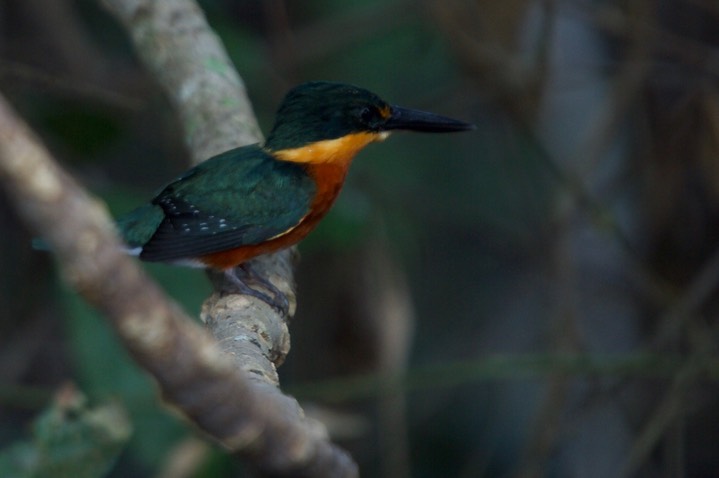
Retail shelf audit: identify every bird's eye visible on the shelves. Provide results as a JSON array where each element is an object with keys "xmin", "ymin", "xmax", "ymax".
[{"xmin": 359, "ymin": 107, "xmax": 375, "ymax": 123}]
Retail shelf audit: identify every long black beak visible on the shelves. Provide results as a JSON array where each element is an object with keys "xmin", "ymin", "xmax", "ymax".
[{"xmin": 383, "ymin": 105, "xmax": 475, "ymax": 133}]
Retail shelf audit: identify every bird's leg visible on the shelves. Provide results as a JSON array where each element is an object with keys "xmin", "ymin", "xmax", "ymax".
[{"xmin": 223, "ymin": 263, "xmax": 290, "ymax": 315}]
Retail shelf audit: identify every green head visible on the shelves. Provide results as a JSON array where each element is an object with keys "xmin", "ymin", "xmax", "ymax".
[{"xmin": 264, "ymin": 81, "xmax": 474, "ymax": 151}]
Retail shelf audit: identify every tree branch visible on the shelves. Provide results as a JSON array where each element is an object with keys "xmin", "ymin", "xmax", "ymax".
[
  {"xmin": 101, "ymin": 0, "xmax": 262, "ymax": 161},
  {"xmin": 0, "ymin": 90, "xmax": 354, "ymax": 478},
  {"xmin": 99, "ymin": 0, "xmax": 299, "ymax": 387},
  {"xmin": 0, "ymin": 0, "xmax": 358, "ymax": 475}
]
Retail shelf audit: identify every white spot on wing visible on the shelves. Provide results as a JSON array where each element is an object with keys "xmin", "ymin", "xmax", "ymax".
[{"xmin": 170, "ymin": 258, "xmax": 206, "ymax": 268}]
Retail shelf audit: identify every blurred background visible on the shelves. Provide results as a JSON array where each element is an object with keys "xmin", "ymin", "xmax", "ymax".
[{"xmin": 1, "ymin": 0, "xmax": 718, "ymax": 477}]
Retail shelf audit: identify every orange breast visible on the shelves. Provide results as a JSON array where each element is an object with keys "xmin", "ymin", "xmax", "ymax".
[
  {"xmin": 199, "ymin": 132, "xmax": 386, "ymax": 270},
  {"xmin": 199, "ymin": 162, "xmax": 350, "ymax": 269}
]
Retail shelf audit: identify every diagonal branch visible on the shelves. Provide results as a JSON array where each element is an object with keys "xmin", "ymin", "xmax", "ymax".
[
  {"xmin": 101, "ymin": 0, "xmax": 262, "ymax": 162},
  {"xmin": 99, "ymin": 0, "xmax": 298, "ymax": 387},
  {"xmin": 0, "ymin": 77, "xmax": 355, "ymax": 478},
  {"xmin": 0, "ymin": 83, "xmax": 355, "ymax": 478},
  {"xmin": 0, "ymin": 0, "xmax": 359, "ymax": 476}
]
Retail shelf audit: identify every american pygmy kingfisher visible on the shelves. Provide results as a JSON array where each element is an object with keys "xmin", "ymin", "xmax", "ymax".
[{"xmin": 117, "ymin": 81, "xmax": 473, "ymax": 311}]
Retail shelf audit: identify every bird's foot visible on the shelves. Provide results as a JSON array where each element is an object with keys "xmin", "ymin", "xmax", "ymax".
[{"xmin": 223, "ymin": 265, "xmax": 290, "ymax": 315}]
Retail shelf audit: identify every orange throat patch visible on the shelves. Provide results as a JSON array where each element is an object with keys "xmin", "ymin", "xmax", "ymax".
[
  {"xmin": 270, "ymin": 131, "xmax": 389, "ymax": 166},
  {"xmin": 272, "ymin": 131, "xmax": 389, "ymax": 234}
]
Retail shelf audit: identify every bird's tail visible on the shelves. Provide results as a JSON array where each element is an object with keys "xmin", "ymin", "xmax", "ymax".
[
  {"xmin": 32, "ymin": 203, "xmax": 164, "ymax": 255},
  {"xmin": 115, "ymin": 203, "xmax": 165, "ymax": 252}
]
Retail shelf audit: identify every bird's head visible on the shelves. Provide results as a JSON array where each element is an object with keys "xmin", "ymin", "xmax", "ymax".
[{"xmin": 264, "ymin": 81, "xmax": 474, "ymax": 153}]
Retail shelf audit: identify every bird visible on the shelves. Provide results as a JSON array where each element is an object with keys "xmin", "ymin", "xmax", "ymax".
[{"xmin": 116, "ymin": 81, "xmax": 474, "ymax": 312}]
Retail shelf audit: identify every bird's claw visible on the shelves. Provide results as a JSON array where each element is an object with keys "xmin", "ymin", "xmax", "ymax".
[{"xmin": 223, "ymin": 266, "xmax": 290, "ymax": 316}]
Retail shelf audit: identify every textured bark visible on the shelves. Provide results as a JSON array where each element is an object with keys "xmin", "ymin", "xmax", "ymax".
[
  {"xmin": 0, "ymin": 0, "xmax": 358, "ymax": 476},
  {"xmin": 99, "ymin": 0, "xmax": 298, "ymax": 381},
  {"xmin": 0, "ymin": 88, "xmax": 354, "ymax": 478}
]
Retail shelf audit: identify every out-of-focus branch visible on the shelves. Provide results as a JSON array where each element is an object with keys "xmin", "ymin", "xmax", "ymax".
[
  {"xmin": 349, "ymin": 236, "xmax": 415, "ymax": 478},
  {"xmin": 0, "ymin": 95, "xmax": 356, "ymax": 476},
  {"xmin": 100, "ymin": 0, "xmax": 262, "ymax": 162},
  {"xmin": 99, "ymin": 0, "xmax": 295, "ymax": 386},
  {"xmin": 0, "ymin": 0, "xmax": 359, "ymax": 474}
]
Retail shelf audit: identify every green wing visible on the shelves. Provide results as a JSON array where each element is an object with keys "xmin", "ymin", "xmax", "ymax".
[
  {"xmin": 116, "ymin": 203, "xmax": 165, "ymax": 250},
  {"xmin": 116, "ymin": 145, "xmax": 315, "ymax": 262}
]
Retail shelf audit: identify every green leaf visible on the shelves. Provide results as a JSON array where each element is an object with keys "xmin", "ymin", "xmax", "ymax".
[{"xmin": 0, "ymin": 388, "xmax": 131, "ymax": 478}]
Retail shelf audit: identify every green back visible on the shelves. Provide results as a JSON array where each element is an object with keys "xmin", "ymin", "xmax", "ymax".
[{"xmin": 116, "ymin": 144, "xmax": 316, "ymax": 262}]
